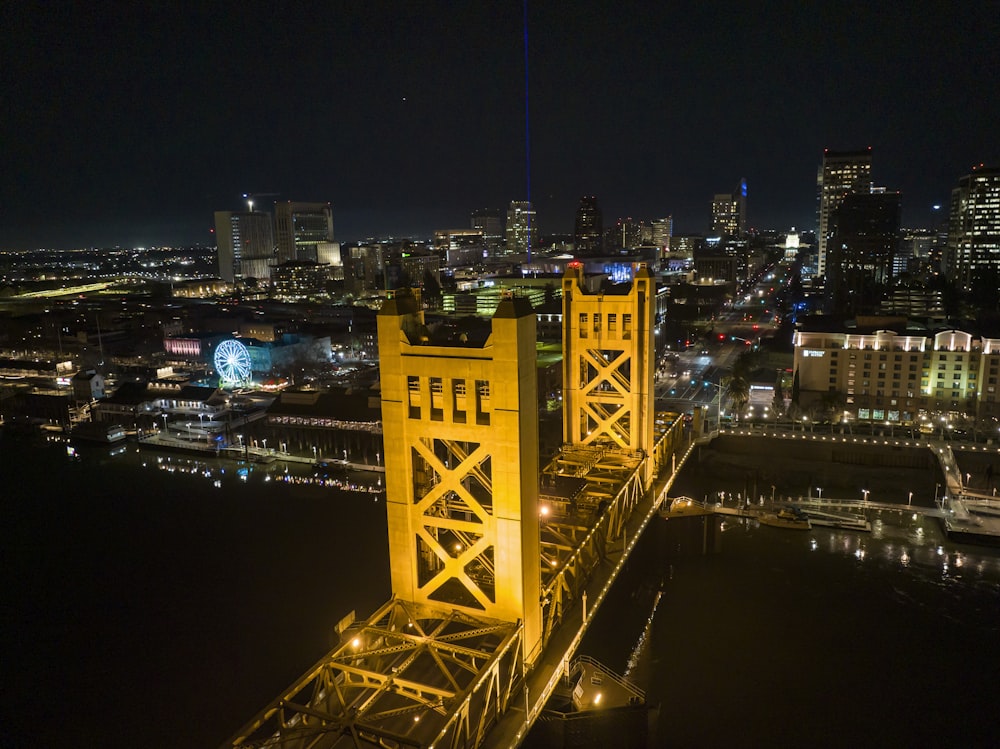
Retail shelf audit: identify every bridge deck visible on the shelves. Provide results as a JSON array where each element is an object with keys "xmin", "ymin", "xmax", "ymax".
[{"xmin": 480, "ymin": 441, "xmax": 691, "ymax": 748}]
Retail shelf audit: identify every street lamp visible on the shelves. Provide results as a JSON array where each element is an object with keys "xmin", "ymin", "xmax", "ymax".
[
  {"xmin": 862, "ymin": 489, "xmax": 870, "ymax": 503},
  {"xmin": 816, "ymin": 487, "xmax": 823, "ymax": 499},
  {"xmin": 312, "ymin": 445, "xmax": 317, "ymax": 460},
  {"xmin": 376, "ymin": 452, "xmax": 381, "ymax": 466},
  {"xmin": 908, "ymin": 491, "xmax": 913, "ymax": 506},
  {"xmin": 161, "ymin": 413, "xmax": 168, "ymax": 432}
]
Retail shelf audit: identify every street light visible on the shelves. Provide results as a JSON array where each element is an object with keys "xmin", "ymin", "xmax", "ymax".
[
  {"xmin": 312, "ymin": 445, "xmax": 317, "ymax": 459},
  {"xmin": 908, "ymin": 491, "xmax": 913, "ymax": 506},
  {"xmin": 862, "ymin": 489, "xmax": 870, "ymax": 503},
  {"xmin": 161, "ymin": 413, "xmax": 168, "ymax": 432},
  {"xmin": 816, "ymin": 487, "xmax": 823, "ymax": 499}
]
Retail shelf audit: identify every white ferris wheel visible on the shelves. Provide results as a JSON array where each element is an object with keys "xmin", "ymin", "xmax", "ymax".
[{"xmin": 214, "ymin": 339, "xmax": 252, "ymax": 384}]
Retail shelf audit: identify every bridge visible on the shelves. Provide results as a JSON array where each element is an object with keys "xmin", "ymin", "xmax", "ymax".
[{"xmin": 222, "ymin": 266, "xmax": 694, "ymax": 748}]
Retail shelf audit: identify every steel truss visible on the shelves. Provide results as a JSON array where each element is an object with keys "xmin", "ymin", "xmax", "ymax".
[
  {"xmin": 536, "ymin": 445, "xmax": 644, "ymax": 648},
  {"xmin": 534, "ymin": 412, "xmax": 685, "ymax": 648},
  {"xmin": 225, "ymin": 599, "xmax": 523, "ymax": 749}
]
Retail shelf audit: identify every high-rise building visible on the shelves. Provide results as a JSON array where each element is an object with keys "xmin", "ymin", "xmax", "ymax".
[
  {"xmin": 214, "ymin": 210, "xmax": 275, "ymax": 284},
  {"xmin": 270, "ymin": 260, "xmax": 330, "ymax": 302},
  {"xmin": 573, "ymin": 196, "xmax": 603, "ymax": 255},
  {"xmin": 470, "ymin": 208, "xmax": 504, "ymax": 257},
  {"xmin": 650, "ymin": 216, "xmax": 673, "ymax": 250},
  {"xmin": 826, "ymin": 191, "xmax": 901, "ymax": 316},
  {"xmin": 505, "ymin": 201, "xmax": 537, "ymax": 256},
  {"xmin": 945, "ymin": 165, "xmax": 1000, "ymax": 290},
  {"xmin": 434, "ymin": 229, "xmax": 485, "ymax": 266},
  {"xmin": 711, "ymin": 179, "xmax": 747, "ymax": 238},
  {"xmin": 605, "ymin": 217, "xmax": 645, "ymax": 252},
  {"xmin": 275, "ymin": 202, "xmax": 334, "ymax": 263},
  {"xmin": 817, "ymin": 148, "xmax": 873, "ymax": 277}
]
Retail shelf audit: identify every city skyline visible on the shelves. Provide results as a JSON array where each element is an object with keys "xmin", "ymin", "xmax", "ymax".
[{"xmin": 2, "ymin": 3, "xmax": 998, "ymax": 249}]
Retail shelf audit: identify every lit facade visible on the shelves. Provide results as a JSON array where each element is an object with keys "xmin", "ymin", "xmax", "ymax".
[
  {"xmin": 377, "ymin": 290, "xmax": 542, "ymax": 661},
  {"xmin": 651, "ymin": 216, "xmax": 673, "ymax": 254},
  {"xmin": 945, "ymin": 165, "xmax": 1000, "ymax": 290},
  {"xmin": 561, "ymin": 263, "xmax": 656, "ymax": 484},
  {"xmin": 214, "ymin": 210, "xmax": 275, "ymax": 283},
  {"xmin": 793, "ymin": 327, "xmax": 1000, "ymax": 423},
  {"xmin": 270, "ymin": 260, "xmax": 330, "ymax": 302},
  {"xmin": 505, "ymin": 200, "xmax": 537, "ymax": 256},
  {"xmin": 817, "ymin": 148, "xmax": 872, "ymax": 277},
  {"xmin": 711, "ymin": 178, "xmax": 747, "ymax": 237},
  {"xmin": 274, "ymin": 201, "xmax": 334, "ymax": 263}
]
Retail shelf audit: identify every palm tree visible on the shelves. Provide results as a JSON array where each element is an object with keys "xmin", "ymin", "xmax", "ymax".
[{"xmin": 723, "ymin": 372, "xmax": 751, "ymax": 423}]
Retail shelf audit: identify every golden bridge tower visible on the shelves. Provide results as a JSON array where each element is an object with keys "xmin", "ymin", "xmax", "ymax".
[
  {"xmin": 377, "ymin": 290, "xmax": 542, "ymax": 661},
  {"xmin": 561, "ymin": 262, "xmax": 656, "ymax": 485}
]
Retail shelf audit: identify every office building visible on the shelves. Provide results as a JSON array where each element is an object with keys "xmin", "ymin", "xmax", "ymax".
[
  {"xmin": 214, "ymin": 210, "xmax": 275, "ymax": 284},
  {"xmin": 711, "ymin": 179, "xmax": 747, "ymax": 237},
  {"xmin": 817, "ymin": 148, "xmax": 872, "ymax": 277},
  {"xmin": 270, "ymin": 260, "xmax": 330, "ymax": 302},
  {"xmin": 275, "ymin": 202, "xmax": 334, "ymax": 263},
  {"xmin": 573, "ymin": 196, "xmax": 603, "ymax": 255},
  {"xmin": 505, "ymin": 201, "xmax": 537, "ymax": 256},
  {"xmin": 945, "ymin": 165, "xmax": 1000, "ymax": 290},
  {"xmin": 650, "ymin": 217, "xmax": 673, "ymax": 250},
  {"xmin": 470, "ymin": 208, "xmax": 504, "ymax": 257},
  {"xmin": 605, "ymin": 217, "xmax": 645, "ymax": 251},
  {"xmin": 434, "ymin": 229, "xmax": 485, "ymax": 266},
  {"xmin": 826, "ymin": 191, "xmax": 901, "ymax": 316}
]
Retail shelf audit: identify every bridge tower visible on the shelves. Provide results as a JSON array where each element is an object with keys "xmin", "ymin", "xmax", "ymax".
[
  {"xmin": 377, "ymin": 290, "xmax": 542, "ymax": 662},
  {"xmin": 561, "ymin": 262, "xmax": 657, "ymax": 485}
]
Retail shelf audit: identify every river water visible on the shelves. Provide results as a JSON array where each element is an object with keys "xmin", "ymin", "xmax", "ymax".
[{"xmin": 3, "ymin": 434, "xmax": 999, "ymax": 748}]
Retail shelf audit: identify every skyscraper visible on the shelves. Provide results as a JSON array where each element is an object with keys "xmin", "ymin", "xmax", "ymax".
[
  {"xmin": 505, "ymin": 201, "xmax": 537, "ymax": 256},
  {"xmin": 275, "ymin": 201, "xmax": 334, "ymax": 263},
  {"xmin": 711, "ymin": 179, "xmax": 747, "ymax": 238},
  {"xmin": 573, "ymin": 196, "xmax": 603, "ymax": 255},
  {"xmin": 945, "ymin": 165, "xmax": 1000, "ymax": 290},
  {"xmin": 817, "ymin": 148, "xmax": 873, "ymax": 277},
  {"xmin": 650, "ymin": 216, "xmax": 673, "ymax": 250},
  {"xmin": 827, "ymin": 190, "xmax": 901, "ymax": 316},
  {"xmin": 214, "ymin": 210, "xmax": 275, "ymax": 284},
  {"xmin": 470, "ymin": 208, "xmax": 504, "ymax": 257}
]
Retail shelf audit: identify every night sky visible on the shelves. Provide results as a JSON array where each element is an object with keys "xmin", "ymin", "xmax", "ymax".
[{"xmin": 2, "ymin": 2, "xmax": 998, "ymax": 249}]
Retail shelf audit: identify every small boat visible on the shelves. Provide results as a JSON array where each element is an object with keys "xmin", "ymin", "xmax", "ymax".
[
  {"xmin": 71, "ymin": 422, "xmax": 127, "ymax": 444},
  {"xmin": 760, "ymin": 506, "xmax": 811, "ymax": 530}
]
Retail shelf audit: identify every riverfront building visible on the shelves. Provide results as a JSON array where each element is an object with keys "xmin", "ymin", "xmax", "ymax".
[{"xmin": 793, "ymin": 323, "xmax": 1000, "ymax": 425}]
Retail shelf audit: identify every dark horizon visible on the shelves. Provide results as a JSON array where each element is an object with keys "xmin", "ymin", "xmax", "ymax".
[{"xmin": 2, "ymin": 4, "xmax": 997, "ymax": 250}]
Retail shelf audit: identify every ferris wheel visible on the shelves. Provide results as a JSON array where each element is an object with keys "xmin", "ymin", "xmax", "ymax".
[{"xmin": 214, "ymin": 339, "xmax": 252, "ymax": 384}]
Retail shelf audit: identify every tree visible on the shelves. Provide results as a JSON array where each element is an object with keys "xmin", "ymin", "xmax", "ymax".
[
  {"xmin": 421, "ymin": 269, "xmax": 442, "ymax": 308},
  {"xmin": 771, "ymin": 371, "xmax": 786, "ymax": 419},
  {"xmin": 723, "ymin": 371, "xmax": 751, "ymax": 423},
  {"xmin": 819, "ymin": 389, "xmax": 847, "ymax": 424}
]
